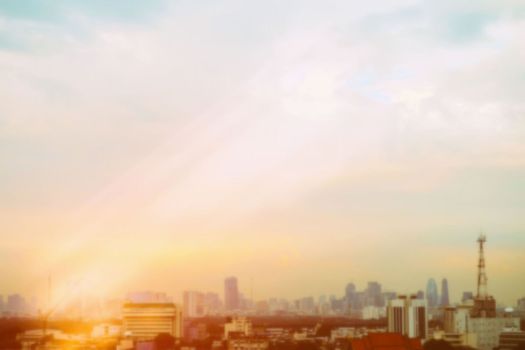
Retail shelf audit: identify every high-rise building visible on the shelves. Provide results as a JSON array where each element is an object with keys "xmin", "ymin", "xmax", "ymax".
[
  {"xmin": 183, "ymin": 291, "xmax": 206, "ymax": 318},
  {"xmin": 441, "ymin": 278, "xmax": 450, "ymax": 306},
  {"xmin": 224, "ymin": 277, "xmax": 239, "ymax": 311},
  {"xmin": 387, "ymin": 295, "xmax": 427, "ymax": 339},
  {"xmin": 7, "ymin": 294, "xmax": 26, "ymax": 315},
  {"xmin": 426, "ymin": 279, "xmax": 439, "ymax": 308},
  {"xmin": 122, "ymin": 302, "xmax": 183, "ymax": 340},
  {"xmin": 366, "ymin": 281, "xmax": 383, "ymax": 307},
  {"xmin": 345, "ymin": 283, "xmax": 356, "ymax": 301},
  {"xmin": 516, "ymin": 297, "xmax": 525, "ymax": 311},
  {"xmin": 204, "ymin": 292, "xmax": 222, "ymax": 314},
  {"xmin": 298, "ymin": 297, "xmax": 315, "ymax": 314},
  {"xmin": 344, "ymin": 283, "xmax": 356, "ymax": 312}
]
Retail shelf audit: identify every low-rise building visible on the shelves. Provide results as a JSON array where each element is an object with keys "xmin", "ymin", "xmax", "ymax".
[
  {"xmin": 224, "ymin": 317, "xmax": 253, "ymax": 339},
  {"xmin": 498, "ymin": 331, "xmax": 525, "ymax": 350},
  {"xmin": 122, "ymin": 302, "xmax": 183, "ymax": 341}
]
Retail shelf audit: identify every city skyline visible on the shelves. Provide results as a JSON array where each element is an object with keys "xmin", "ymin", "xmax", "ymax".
[{"xmin": 1, "ymin": 0, "xmax": 525, "ymax": 307}]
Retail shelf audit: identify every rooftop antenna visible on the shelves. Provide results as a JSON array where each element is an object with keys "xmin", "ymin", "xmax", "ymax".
[{"xmin": 476, "ymin": 233, "xmax": 488, "ymax": 299}]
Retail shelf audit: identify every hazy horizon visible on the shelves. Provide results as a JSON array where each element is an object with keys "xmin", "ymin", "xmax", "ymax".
[{"xmin": 1, "ymin": 0, "xmax": 524, "ymax": 307}]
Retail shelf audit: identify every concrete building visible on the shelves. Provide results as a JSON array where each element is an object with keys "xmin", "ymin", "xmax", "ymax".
[
  {"xmin": 225, "ymin": 277, "xmax": 240, "ymax": 311},
  {"xmin": 351, "ymin": 333, "xmax": 423, "ymax": 350},
  {"xmin": 441, "ymin": 279, "xmax": 450, "ymax": 306},
  {"xmin": 362, "ymin": 305, "xmax": 386, "ymax": 320},
  {"xmin": 122, "ymin": 302, "xmax": 183, "ymax": 340},
  {"xmin": 7, "ymin": 294, "xmax": 27, "ymax": 316},
  {"xmin": 432, "ymin": 330, "xmax": 477, "ymax": 348},
  {"xmin": 227, "ymin": 338, "xmax": 269, "ymax": 350},
  {"xmin": 224, "ymin": 317, "xmax": 253, "ymax": 339},
  {"xmin": 515, "ymin": 297, "xmax": 525, "ymax": 319},
  {"xmin": 462, "ymin": 292, "xmax": 474, "ymax": 303},
  {"xmin": 366, "ymin": 282, "xmax": 383, "ymax": 307},
  {"xmin": 297, "ymin": 297, "xmax": 315, "ymax": 314},
  {"xmin": 426, "ymin": 279, "xmax": 439, "ymax": 309},
  {"xmin": 126, "ymin": 291, "xmax": 171, "ymax": 303},
  {"xmin": 443, "ymin": 297, "xmax": 520, "ymax": 349},
  {"xmin": 205, "ymin": 292, "xmax": 222, "ymax": 314},
  {"xmin": 387, "ymin": 295, "xmax": 427, "ymax": 339},
  {"xmin": 444, "ymin": 305, "xmax": 473, "ymax": 334},
  {"xmin": 183, "ymin": 291, "xmax": 206, "ymax": 318},
  {"xmin": 331, "ymin": 327, "xmax": 357, "ymax": 341},
  {"xmin": 499, "ymin": 331, "xmax": 525, "ymax": 350},
  {"xmin": 468, "ymin": 317, "xmax": 520, "ymax": 350}
]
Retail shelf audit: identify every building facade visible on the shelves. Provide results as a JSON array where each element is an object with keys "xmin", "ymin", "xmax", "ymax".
[
  {"xmin": 225, "ymin": 277, "xmax": 240, "ymax": 311},
  {"xmin": 183, "ymin": 291, "xmax": 206, "ymax": 318},
  {"xmin": 122, "ymin": 302, "xmax": 183, "ymax": 340},
  {"xmin": 440, "ymin": 279, "xmax": 449, "ymax": 306},
  {"xmin": 426, "ymin": 279, "xmax": 439, "ymax": 309},
  {"xmin": 387, "ymin": 295, "xmax": 427, "ymax": 339}
]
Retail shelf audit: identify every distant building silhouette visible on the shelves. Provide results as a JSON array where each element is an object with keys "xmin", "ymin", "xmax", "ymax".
[
  {"xmin": 183, "ymin": 291, "xmax": 206, "ymax": 318},
  {"xmin": 7, "ymin": 294, "xmax": 26, "ymax": 316},
  {"xmin": 366, "ymin": 281, "xmax": 383, "ymax": 307},
  {"xmin": 224, "ymin": 277, "xmax": 239, "ymax": 311},
  {"xmin": 462, "ymin": 291, "xmax": 473, "ymax": 303},
  {"xmin": 426, "ymin": 279, "xmax": 439, "ymax": 308},
  {"xmin": 441, "ymin": 278, "xmax": 450, "ymax": 306}
]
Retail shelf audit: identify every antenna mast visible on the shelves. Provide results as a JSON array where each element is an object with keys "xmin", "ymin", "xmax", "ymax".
[{"xmin": 476, "ymin": 234, "xmax": 488, "ymax": 298}]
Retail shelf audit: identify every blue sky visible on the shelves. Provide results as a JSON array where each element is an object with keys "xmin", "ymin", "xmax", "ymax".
[{"xmin": 0, "ymin": 0, "xmax": 524, "ymax": 305}]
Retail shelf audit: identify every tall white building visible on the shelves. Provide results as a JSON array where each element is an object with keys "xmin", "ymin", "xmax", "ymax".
[
  {"xmin": 387, "ymin": 295, "xmax": 427, "ymax": 339},
  {"xmin": 122, "ymin": 302, "xmax": 183, "ymax": 340}
]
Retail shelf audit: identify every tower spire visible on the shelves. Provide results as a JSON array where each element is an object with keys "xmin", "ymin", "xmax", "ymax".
[{"xmin": 476, "ymin": 234, "xmax": 488, "ymax": 298}]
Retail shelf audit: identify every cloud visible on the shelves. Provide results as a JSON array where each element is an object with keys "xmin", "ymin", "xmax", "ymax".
[{"xmin": 0, "ymin": 0, "xmax": 524, "ymax": 303}]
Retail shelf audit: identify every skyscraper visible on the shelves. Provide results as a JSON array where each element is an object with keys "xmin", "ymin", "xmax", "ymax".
[
  {"xmin": 183, "ymin": 291, "xmax": 206, "ymax": 317},
  {"xmin": 441, "ymin": 278, "xmax": 450, "ymax": 306},
  {"xmin": 366, "ymin": 281, "xmax": 383, "ymax": 307},
  {"xmin": 224, "ymin": 276, "xmax": 239, "ymax": 311},
  {"xmin": 387, "ymin": 294, "xmax": 428, "ymax": 339},
  {"xmin": 345, "ymin": 283, "xmax": 356, "ymax": 313},
  {"xmin": 345, "ymin": 283, "xmax": 356, "ymax": 300},
  {"xmin": 426, "ymin": 279, "xmax": 439, "ymax": 308}
]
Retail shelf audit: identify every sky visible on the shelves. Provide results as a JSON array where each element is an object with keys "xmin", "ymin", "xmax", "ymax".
[{"xmin": 0, "ymin": 0, "xmax": 524, "ymax": 307}]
